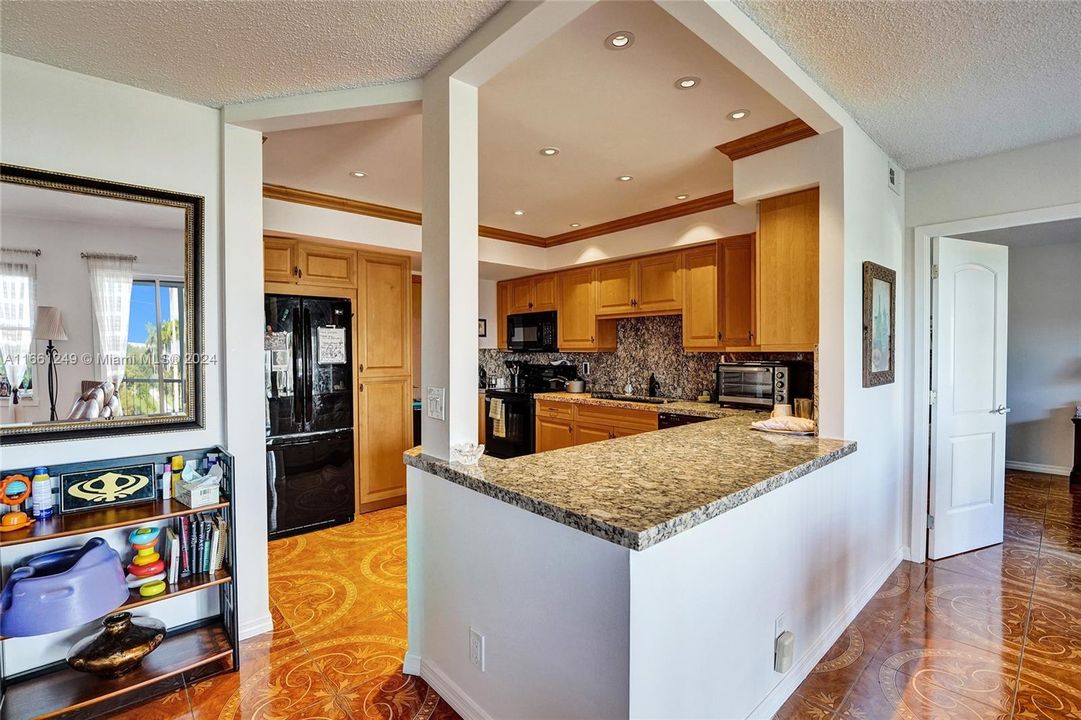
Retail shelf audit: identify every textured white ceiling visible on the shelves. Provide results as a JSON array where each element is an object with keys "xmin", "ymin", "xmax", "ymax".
[
  {"xmin": 957, "ymin": 217, "xmax": 1081, "ymax": 248},
  {"xmin": 265, "ymin": 1, "xmax": 795, "ymax": 236},
  {"xmin": 732, "ymin": 0, "xmax": 1081, "ymax": 169},
  {"xmin": 0, "ymin": 0, "xmax": 505, "ymax": 106}
]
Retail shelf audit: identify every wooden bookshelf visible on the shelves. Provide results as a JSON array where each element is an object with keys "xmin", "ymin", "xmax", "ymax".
[
  {"xmin": 0, "ymin": 499, "xmax": 230, "ymax": 548},
  {"xmin": 0, "ymin": 446, "xmax": 239, "ymax": 720},
  {"xmin": 1, "ymin": 623, "xmax": 233, "ymax": 720}
]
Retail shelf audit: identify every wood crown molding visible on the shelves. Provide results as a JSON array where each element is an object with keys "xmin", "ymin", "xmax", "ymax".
[
  {"xmin": 263, "ymin": 184, "xmax": 547, "ymax": 247},
  {"xmin": 715, "ymin": 119, "xmax": 818, "ymax": 161},
  {"xmin": 263, "ymin": 184, "xmax": 736, "ymax": 249},
  {"xmin": 544, "ymin": 191, "xmax": 735, "ymax": 247}
]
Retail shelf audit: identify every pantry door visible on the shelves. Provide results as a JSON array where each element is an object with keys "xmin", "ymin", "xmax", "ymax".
[{"xmin": 928, "ymin": 236, "xmax": 1009, "ymax": 559}]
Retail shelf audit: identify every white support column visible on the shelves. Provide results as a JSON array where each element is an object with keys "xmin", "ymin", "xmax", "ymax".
[
  {"xmin": 420, "ymin": 76, "xmax": 479, "ymax": 461},
  {"xmin": 222, "ymin": 122, "xmax": 273, "ymax": 638}
]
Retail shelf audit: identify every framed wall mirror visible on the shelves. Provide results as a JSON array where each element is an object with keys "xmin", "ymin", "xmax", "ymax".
[{"xmin": 0, "ymin": 165, "xmax": 204, "ymax": 443}]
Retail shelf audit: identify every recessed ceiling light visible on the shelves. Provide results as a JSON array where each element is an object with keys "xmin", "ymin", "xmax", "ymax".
[
  {"xmin": 513, "ymin": 209, "xmax": 525, "ymax": 216},
  {"xmin": 350, "ymin": 171, "xmax": 367, "ymax": 178},
  {"xmin": 539, "ymin": 147, "xmax": 560, "ymax": 156},
  {"xmin": 675, "ymin": 194, "xmax": 690, "ymax": 201},
  {"xmin": 675, "ymin": 76, "xmax": 700, "ymax": 89},
  {"xmin": 727, "ymin": 109, "xmax": 750, "ymax": 121},
  {"xmin": 617, "ymin": 175, "xmax": 634, "ymax": 182},
  {"xmin": 605, "ymin": 31, "xmax": 635, "ymax": 50},
  {"xmin": 569, "ymin": 223, "xmax": 581, "ymax": 228}
]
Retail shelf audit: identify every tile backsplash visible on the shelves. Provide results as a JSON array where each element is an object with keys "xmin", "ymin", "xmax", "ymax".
[{"xmin": 480, "ymin": 315, "xmax": 812, "ymax": 400}]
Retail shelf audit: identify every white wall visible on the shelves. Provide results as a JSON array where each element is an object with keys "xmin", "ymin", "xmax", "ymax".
[
  {"xmin": 629, "ymin": 453, "xmax": 900, "ymax": 719},
  {"xmin": 1006, "ymin": 240, "xmax": 1081, "ymax": 472},
  {"xmin": 478, "ymin": 279, "xmax": 498, "ymax": 350},
  {"xmin": 0, "ymin": 55, "xmax": 271, "ymax": 667},
  {"xmin": 906, "ymin": 135, "xmax": 1081, "ymax": 229},
  {"xmin": 405, "ymin": 467, "xmax": 631, "ymax": 720}
]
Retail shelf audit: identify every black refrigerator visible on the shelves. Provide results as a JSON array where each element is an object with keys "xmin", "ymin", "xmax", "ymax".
[{"xmin": 265, "ymin": 294, "xmax": 355, "ymax": 539}]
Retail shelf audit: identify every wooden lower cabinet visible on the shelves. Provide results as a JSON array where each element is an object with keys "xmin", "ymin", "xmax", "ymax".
[
  {"xmin": 535, "ymin": 400, "xmax": 657, "ymax": 452},
  {"xmin": 479, "ymin": 391, "xmax": 486, "ymax": 445},
  {"xmin": 537, "ymin": 415, "xmax": 576, "ymax": 451},
  {"xmin": 358, "ymin": 376, "xmax": 413, "ymax": 511},
  {"xmin": 574, "ymin": 421, "xmax": 616, "ymax": 446}
]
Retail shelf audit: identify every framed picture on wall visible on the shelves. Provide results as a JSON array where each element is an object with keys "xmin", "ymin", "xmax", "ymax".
[
  {"xmin": 478, "ymin": 318, "xmax": 487, "ymax": 337},
  {"xmin": 862, "ymin": 261, "xmax": 896, "ymax": 387}
]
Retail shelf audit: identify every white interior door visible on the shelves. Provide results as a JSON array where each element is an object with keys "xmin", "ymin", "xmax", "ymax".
[{"xmin": 929, "ymin": 236, "xmax": 1009, "ymax": 560}]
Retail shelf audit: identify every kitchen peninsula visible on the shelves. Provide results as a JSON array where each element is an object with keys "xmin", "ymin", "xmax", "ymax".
[{"xmin": 404, "ymin": 411, "xmax": 857, "ymax": 718}]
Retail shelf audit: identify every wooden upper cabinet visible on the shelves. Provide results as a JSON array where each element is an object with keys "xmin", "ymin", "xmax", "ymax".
[
  {"xmin": 298, "ymin": 242, "xmax": 356, "ymax": 288},
  {"xmin": 508, "ymin": 274, "xmax": 557, "ymax": 313},
  {"xmin": 496, "ymin": 281, "xmax": 509, "ymax": 350},
  {"xmin": 596, "ymin": 254, "xmax": 682, "ymax": 316},
  {"xmin": 635, "ymin": 252, "xmax": 682, "ymax": 313},
  {"xmin": 682, "ymin": 244, "xmax": 720, "ymax": 350},
  {"xmin": 507, "ymin": 278, "xmax": 533, "ymax": 314},
  {"xmin": 757, "ymin": 188, "xmax": 819, "ymax": 350},
  {"xmin": 596, "ymin": 261, "xmax": 636, "ymax": 316},
  {"xmin": 357, "ymin": 252, "xmax": 412, "ymax": 377},
  {"xmin": 264, "ymin": 237, "xmax": 297, "ymax": 284},
  {"xmin": 531, "ymin": 274, "xmax": 557, "ymax": 311},
  {"xmin": 719, "ymin": 235, "xmax": 756, "ymax": 350},
  {"xmin": 557, "ymin": 267, "xmax": 598, "ymax": 350}
]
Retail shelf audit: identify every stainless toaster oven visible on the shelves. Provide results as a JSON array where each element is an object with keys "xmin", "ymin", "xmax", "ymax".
[{"xmin": 713, "ymin": 362, "xmax": 797, "ymax": 409}]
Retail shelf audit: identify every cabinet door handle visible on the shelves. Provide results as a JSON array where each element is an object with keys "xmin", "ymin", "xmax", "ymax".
[
  {"xmin": 718, "ymin": 331, "xmax": 724, "ymax": 340},
  {"xmin": 608, "ymin": 430, "xmax": 615, "ymax": 439},
  {"xmin": 358, "ymin": 363, "xmax": 365, "ymax": 373},
  {"xmin": 568, "ymin": 425, "xmax": 573, "ymax": 434},
  {"xmin": 358, "ymin": 383, "xmax": 364, "ymax": 392},
  {"xmin": 590, "ymin": 335, "xmax": 595, "ymax": 343},
  {"xmin": 297, "ymin": 267, "xmax": 303, "ymax": 280}
]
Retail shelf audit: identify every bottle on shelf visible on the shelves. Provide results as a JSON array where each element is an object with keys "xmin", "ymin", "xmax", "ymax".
[{"xmin": 31, "ymin": 466, "xmax": 54, "ymax": 519}]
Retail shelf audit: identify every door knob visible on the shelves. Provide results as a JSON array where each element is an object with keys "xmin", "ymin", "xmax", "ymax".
[{"xmin": 992, "ymin": 405, "xmax": 1011, "ymax": 414}]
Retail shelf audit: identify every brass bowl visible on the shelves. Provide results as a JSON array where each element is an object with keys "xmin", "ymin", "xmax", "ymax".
[{"xmin": 67, "ymin": 612, "xmax": 166, "ymax": 677}]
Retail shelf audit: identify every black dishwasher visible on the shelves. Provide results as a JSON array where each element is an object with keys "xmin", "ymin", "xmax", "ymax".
[{"xmin": 658, "ymin": 412, "xmax": 713, "ymax": 429}]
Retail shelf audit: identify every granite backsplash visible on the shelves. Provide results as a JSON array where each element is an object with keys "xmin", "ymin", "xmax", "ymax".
[{"xmin": 480, "ymin": 315, "xmax": 813, "ymax": 401}]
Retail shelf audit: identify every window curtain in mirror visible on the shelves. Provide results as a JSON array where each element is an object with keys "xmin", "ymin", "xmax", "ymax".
[
  {"xmin": 87, "ymin": 255, "xmax": 134, "ymax": 385},
  {"xmin": 0, "ymin": 257, "xmax": 36, "ymax": 403}
]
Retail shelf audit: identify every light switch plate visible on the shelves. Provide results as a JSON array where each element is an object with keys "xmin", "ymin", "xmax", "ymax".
[{"xmin": 426, "ymin": 387, "xmax": 446, "ymax": 421}]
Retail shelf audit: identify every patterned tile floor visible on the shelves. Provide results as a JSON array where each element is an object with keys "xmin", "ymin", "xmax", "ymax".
[
  {"xmin": 114, "ymin": 505, "xmax": 460, "ymax": 720},
  {"xmin": 776, "ymin": 471, "xmax": 1081, "ymax": 720},
  {"xmin": 116, "ymin": 470, "xmax": 1080, "ymax": 719}
]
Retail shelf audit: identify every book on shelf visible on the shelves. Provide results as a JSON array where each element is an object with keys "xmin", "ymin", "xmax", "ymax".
[
  {"xmin": 165, "ymin": 527, "xmax": 180, "ymax": 585},
  {"xmin": 178, "ymin": 515, "xmax": 191, "ymax": 577}
]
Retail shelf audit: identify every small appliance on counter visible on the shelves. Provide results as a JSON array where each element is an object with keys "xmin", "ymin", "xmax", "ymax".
[
  {"xmin": 713, "ymin": 361, "xmax": 813, "ymax": 411},
  {"xmin": 485, "ymin": 362, "xmax": 578, "ymax": 458}
]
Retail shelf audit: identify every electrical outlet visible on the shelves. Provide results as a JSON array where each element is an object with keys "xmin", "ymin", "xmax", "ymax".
[
  {"xmin": 426, "ymin": 387, "xmax": 445, "ymax": 421},
  {"xmin": 469, "ymin": 627, "xmax": 485, "ymax": 671}
]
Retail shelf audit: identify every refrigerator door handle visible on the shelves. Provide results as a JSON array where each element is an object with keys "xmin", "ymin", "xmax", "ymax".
[
  {"xmin": 303, "ymin": 307, "xmax": 314, "ymax": 425},
  {"xmin": 291, "ymin": 306, "xmax": 304, "ymax": 427}
]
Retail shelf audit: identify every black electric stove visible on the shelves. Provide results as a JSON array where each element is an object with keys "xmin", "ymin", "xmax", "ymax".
[{"xmin": 484, "ymin": 362, "xmax": 578, "ymax": 458}]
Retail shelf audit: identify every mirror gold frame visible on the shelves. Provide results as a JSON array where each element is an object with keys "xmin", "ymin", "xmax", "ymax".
[{"xmin": 0, "ymin": 164, "xmax": 205, "ymax": 444}]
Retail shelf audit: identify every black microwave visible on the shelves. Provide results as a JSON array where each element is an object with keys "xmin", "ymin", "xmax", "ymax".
[{"xmin": 507, "ymin": 311, "xmax": 557, "ymax": 352}]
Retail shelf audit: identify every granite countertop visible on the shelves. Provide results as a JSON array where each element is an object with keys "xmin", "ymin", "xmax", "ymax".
[
  {"xmin": 532, "ymin": 391, "xmax": 750, "ymax": 419},
  {"xmin": 404, "ymin": 412, "xmax": 855, "ymax": 551}
]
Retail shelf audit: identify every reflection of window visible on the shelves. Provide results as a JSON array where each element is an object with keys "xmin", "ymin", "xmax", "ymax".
[
  {"xmin": 119, "ymin": 279, "xmax": 184, "ymax": 416},
  {"xmin": 0, "ymin": 259, "xmax": 35, "ymax": 400}
]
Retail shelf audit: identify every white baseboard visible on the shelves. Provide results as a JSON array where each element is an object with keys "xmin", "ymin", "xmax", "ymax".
[
  {"xmin": 749, "ymin": 547, "xmax": 905, "ymax": 719},
  {"xmin": 419, "ymin": 657, "xmax": 494, "ymax": 720},
  {"xmin": 238, "ymin": 612, "xmax": 275, "ymax": 641},
  {"xmin": 1006, "ymin": 460, "xmax": 1071, "ymax": 477},
  {"xmin": 402, "ymin": 651, "xmax": 422, "ymax": 676}
]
